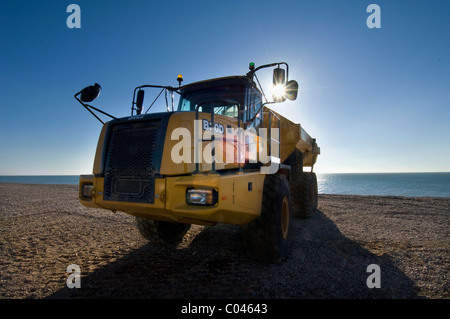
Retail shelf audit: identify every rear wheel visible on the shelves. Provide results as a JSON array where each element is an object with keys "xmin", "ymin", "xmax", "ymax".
[
  {"xmin": 311, "ymin": 172, "xmax": 318, "ymax": 210},
  {"xmin": 284, "ymin": 150, "xmax": 318, "ymax": 218},
  {"xmin": 242, "ymin": 174, "xmax": 292, "ymax": 263},
  {"xmin": 297, "ymin": 172, "xmax": 319, "ymax": 218},
  {"xmin": 136, "ymin": 218, "xmax": 191, "ymax": 244},
  {"xmin": 284, "ymin": 150, "xmax": 303, "ymax": 217}
]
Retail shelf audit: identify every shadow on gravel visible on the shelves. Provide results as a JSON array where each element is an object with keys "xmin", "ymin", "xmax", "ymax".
[{"xmin": 47, "ymin": 210, "xmax": 420, "ymax": 299}]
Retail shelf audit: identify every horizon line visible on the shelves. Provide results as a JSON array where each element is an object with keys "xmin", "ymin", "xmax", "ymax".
[{"xmin": 1, "ymin": 171, "xmax": 449, "ymax": 176}]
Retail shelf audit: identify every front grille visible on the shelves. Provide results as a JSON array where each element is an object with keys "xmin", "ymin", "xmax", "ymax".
[{"xmin": 103, "ymin": 120, "xmax": 161, "ymax": 203}]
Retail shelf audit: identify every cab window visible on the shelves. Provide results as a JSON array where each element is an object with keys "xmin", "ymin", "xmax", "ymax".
[
  {"xmin": 246, "ymin": 89, "xmax": 262, "ymax": 128},
  {"xmin": 178, "ymin": 85, "xmax": 243, "ymax": 119}
]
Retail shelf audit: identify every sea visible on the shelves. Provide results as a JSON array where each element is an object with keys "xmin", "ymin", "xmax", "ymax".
[{"xmin": 0, "ymin": 173, "xmax": 449, "ymax": 198}]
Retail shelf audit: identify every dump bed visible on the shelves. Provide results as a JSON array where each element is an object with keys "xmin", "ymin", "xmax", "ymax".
[{"xmin": 263, "ymin": 107, "xmax": 320, "ymax": 167}]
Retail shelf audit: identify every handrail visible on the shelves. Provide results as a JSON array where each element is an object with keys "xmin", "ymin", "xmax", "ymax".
[
  {"xmin": 244, "ymin": 101, "xmax": 281, "ymax": 165},
  {"xmin": 194, "ymin": 102, "xmax": 218, "ymax": 174},
  {"xmin": 266, "ymin": 110, "xmax": 280, "ymax": 166}
]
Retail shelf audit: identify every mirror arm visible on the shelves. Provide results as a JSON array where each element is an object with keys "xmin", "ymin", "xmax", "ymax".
[
  {"xmin": 248, "ymin": 62, "xmax": 289, "ymax": 81},
  {"xmin": 143, "ymin": 88, "xmax": 164, "ymax": 114},
  {"xmin": 247, "ymin": 62, "xmax": 290, "ymax": 104},
  {"xmin": 74, "ymin": 93, "xmax": 118, "ymax": 124},
  {"xmin": 131, "ymin": 85, "xmax": 181, "ymax": 115}
]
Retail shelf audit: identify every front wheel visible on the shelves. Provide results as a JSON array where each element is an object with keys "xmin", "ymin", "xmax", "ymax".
[
  {"xmin": 136, "ymin": 218, "xmax": 191, "ymax": 244},
  {"xmin": 242, "ymin": 174, "xmax": 292, "ymax": 263}
]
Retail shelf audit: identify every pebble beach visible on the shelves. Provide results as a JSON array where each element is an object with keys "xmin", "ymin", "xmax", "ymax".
[{"xmin": 0, "ymin": 183, "xmax": 448, "ymax": 299}]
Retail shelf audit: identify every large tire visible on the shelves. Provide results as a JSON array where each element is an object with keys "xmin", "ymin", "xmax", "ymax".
[
  {"xmin": 298, "ymin": 172, "xmax": 313, "ymax": 218},
  {"xmin": 283, "ymin": 149, "xmax": 318, "ymax": 218},
  {"xmin": 242, "ymin": 174, "xmax": 292, "ymax": 263},
  {"xmin": 311, "ymin": 172, "xmax": 318, "ymax": 211},
  {"xmin": 283, "ymin": 149, "xmax": 304, "ymax": 218},
  {"xmin": 296, "ymin": 172, "xmax": 319, "ymax": 218},
  {"xmin": 136, "ymin": 217, "xmax": 191, "ymax": 244}
]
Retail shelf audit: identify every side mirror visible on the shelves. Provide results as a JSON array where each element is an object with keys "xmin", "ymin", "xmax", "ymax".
[
  {"xmin": 273, "ymin": 67, "xmax": 287, "ymax": 102},
  {"xmin": 285, "ymin": 80, "xmax": 299, "ymax": 100},
  {"xmin": 273, "ymin": 67, "xmax": 286, "ymax": 86},
  {"xmin": 136, "ymin": 89, "xmax": 145, "ymax": 115},
  {"xmin": 80, "ymin": 83, "xmax": 101, "ymax": 102}
]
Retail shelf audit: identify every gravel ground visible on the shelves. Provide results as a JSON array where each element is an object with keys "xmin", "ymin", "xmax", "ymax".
[{"xmin": 0, "ymin": 183, "xmax": 448, "ymax": 299}]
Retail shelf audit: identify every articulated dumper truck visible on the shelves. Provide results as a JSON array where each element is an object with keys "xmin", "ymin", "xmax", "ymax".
[{"xmin": 75, "ymin": 62, "xmax": 320, "ymax": 263}]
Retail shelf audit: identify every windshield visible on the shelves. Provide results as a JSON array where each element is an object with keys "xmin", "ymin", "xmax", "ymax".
[{"xmin": 178, "ymin": 85, "xmax": 243, "ymax": 119}]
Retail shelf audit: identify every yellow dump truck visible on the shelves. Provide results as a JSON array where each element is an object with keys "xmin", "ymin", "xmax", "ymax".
[{"xmin": 75, "ymin": 62, "xmax": 320, "ymax": 263}]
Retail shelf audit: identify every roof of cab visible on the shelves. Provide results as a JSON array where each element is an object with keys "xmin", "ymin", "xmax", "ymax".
[{"xmin": 179, "ymin": 76, "xmax": 255, "ymax": 93}]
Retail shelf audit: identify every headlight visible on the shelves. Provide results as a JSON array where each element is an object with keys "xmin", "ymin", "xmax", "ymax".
[
  {"xmin": 186, "ymin": 188, "xmax": 218, "ymax": 206},
  {"xmin": 82, "ymin": 184, "xmax": 94, "ymax": 198}
]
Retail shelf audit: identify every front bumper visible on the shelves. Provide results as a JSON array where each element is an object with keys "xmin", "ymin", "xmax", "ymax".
[{"xmin": 79, "ymin": 172, "xmax": 264, "ymax": 226}]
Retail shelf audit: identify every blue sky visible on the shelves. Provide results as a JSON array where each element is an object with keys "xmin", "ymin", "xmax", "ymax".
[{"xmin": 0, "ymin": 0, "xmax": 449, "ymax": 174}]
